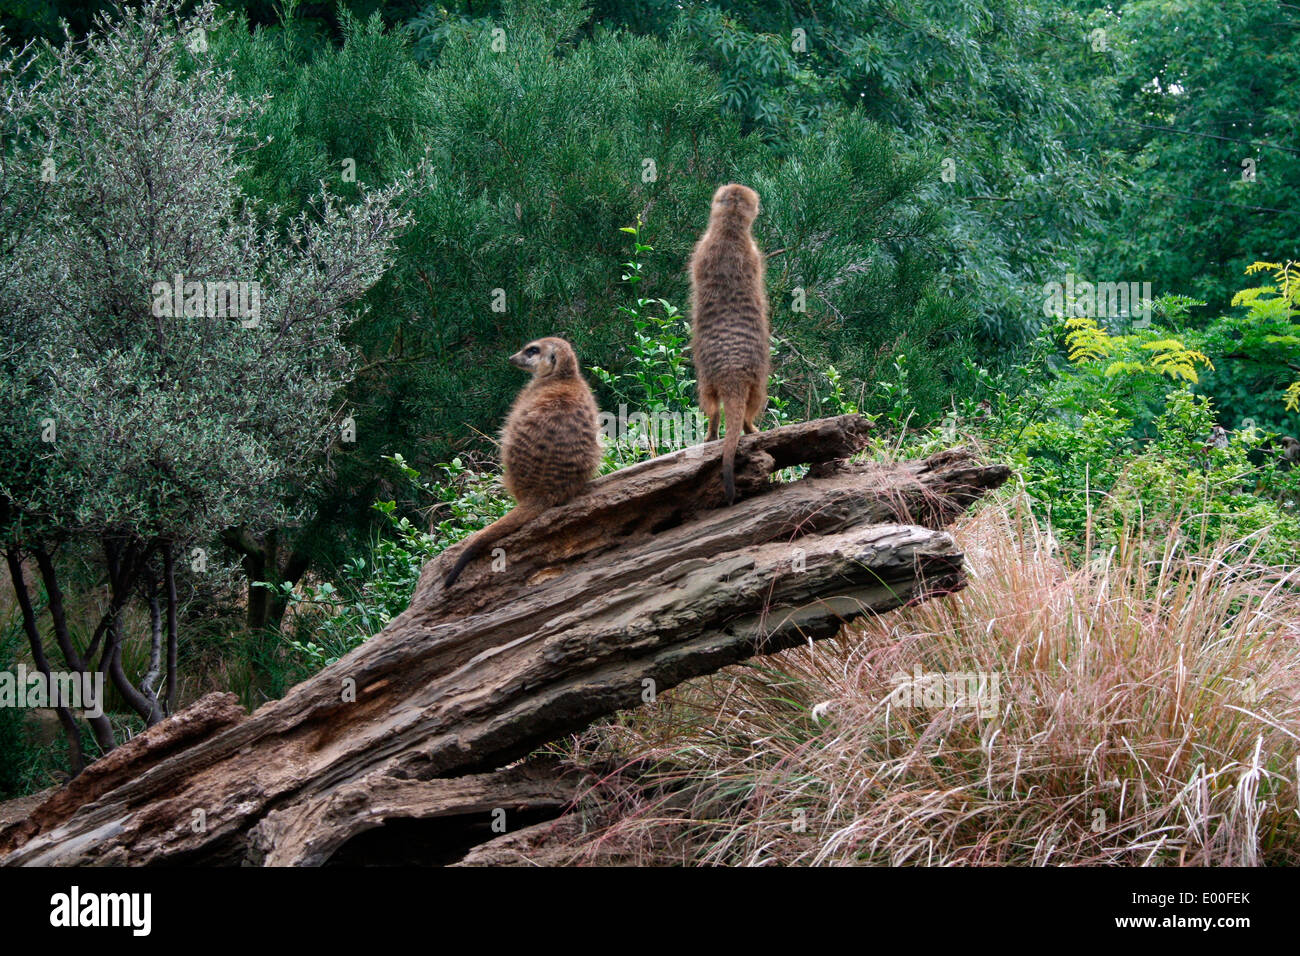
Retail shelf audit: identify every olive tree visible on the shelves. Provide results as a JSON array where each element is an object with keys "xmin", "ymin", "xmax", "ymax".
[{"xmin": 0, "ymin": 0, "xmax": 411, "ymax": 770}]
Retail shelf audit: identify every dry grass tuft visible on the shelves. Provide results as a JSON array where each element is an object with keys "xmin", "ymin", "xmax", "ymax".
[{"xmin": 562, "ymin": 497, "xmax": 1300, "ymax": 865}]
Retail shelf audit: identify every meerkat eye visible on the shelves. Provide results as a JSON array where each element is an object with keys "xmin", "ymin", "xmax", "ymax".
[{"xmin": 525, "ymin": 346, "xmax": 540, "ymax": 357}]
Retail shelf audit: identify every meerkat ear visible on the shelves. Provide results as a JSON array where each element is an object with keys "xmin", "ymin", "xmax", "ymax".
[{"xmin": 550, "ymin": 352, "xmax": 557, "ymax": 367}]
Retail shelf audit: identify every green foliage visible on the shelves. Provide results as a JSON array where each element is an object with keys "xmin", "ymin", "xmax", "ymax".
[
  {"xmin": 280, "ymin": 452, "xmax": 507, "ymax": 669},
  {"xmin": 1200, "ymin": 262, "xmax": 1300, "ymax": 431},
  {"xmin": 1008, "ymin": 387, "xmax": 1288, "ymax": 550},
  {"xmin": 589, "ymin": 218, "xmax": 704, "ymax": 464},
  {"xmin": 953, "ymin": 313, "xmax": 1300, "ymax": 561},
  {"xmin": 1066, "ymin": 2, "xmax": 1300, "ymax": 440},
  {"xmin": 1, "ymin": 0, "xmax": 410, "ymax": 550},
  {"xmin": 1085, "ymin": 1, "xmax": 1300, "ymax": 322},
  {"xmin": 0, "ymin": 615, "xmax": 46, "ymax": 797},
  {"xmin": 0, "ymin": 0, "xmax": 410, "ymax": 738},
  {"xmin": 818, "ymin": 364, "xmax": 859, "ymax": 417},
  {"xmin": 0, "ymin": 0, "xmax": 109, "ymax": 43},
  {"xmin": 1064, "ymin": 315, "xmax": 1214, "ymax": 384},
  {"xmin": 1114, "ymin": 391, "xmax": 1298, "ymax": 545},
  {"xmin": 752, "ymin": 112, "xmax": 974, "ymax": 424},
  {"xmin": 589, "ymin": 0, "xmax": 1123, "ymax": 344}
]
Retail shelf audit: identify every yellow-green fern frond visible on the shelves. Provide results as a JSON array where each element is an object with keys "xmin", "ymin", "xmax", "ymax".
[
  {"xmin": 1140, "ymin": 339, "xmax": 1214, "ymax": 383},
  {"xmin": 1231, "ymin": 286, "xmax": 1275, "ymax": 307},
  {"xmin": 1103, "ymin": 360, "xmax": 1145, "ymax": 377},
  {"xmin": 1065, "ymin": 316, "xmax": 1113, "ymax": 364},
  {"xmin": 1242, "ymin": 260, "xmax": 1300, "ymax": 305},
  {"xmin": 1245, "ymin": 261, "xmax": 1281, "ymax": 276}
]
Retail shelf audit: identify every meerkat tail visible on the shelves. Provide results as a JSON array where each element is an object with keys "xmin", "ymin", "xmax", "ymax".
[
  {"xmin": 444, "ymin": 505, "xmax": 538, "ymax": 587},
  {"xmin": 721, "ymin": 391, "xmax": 747, "ymax": 506}
]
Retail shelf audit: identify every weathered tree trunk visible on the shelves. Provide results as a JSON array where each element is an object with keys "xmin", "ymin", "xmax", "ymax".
[
  {"xmin": 223, "ymin": 525, "xmax": 312, "ymax": 633},
  {"xmin": 0, "ymin": 415, "xmax": 1008, "ymax": 866}
]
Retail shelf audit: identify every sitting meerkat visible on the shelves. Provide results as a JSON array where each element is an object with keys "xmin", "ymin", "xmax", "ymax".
[{"xmin": 443, "ymin": 337, "xmax": 601, "ymax": 587}]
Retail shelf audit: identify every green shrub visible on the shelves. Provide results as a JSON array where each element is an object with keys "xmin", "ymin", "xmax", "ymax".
[
  {"xmin": 0, "ymin": 617, "xmax": 45, "ymax": 798},
  {"xmin": 279, "ymin": 454, "xmax": 508, "ymax": 672},
  {"xmin": 912, "ymin": 292, "xmax": 1300, "ymax": 561}
]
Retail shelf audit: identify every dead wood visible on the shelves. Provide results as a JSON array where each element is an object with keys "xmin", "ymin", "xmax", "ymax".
[{"xmin": 0, "ymin": 416, "xmax": 1007, "ymax": 866}]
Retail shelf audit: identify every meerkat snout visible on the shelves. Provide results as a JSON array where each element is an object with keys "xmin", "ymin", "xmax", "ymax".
[{"xmin": 509, "ymin": 337, "xmax": 574, "ymax": 378}]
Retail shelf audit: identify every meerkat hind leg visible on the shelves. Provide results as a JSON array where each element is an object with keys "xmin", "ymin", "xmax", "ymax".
[
  {"xmin": 743, "ymin": 381, "xmax": 763, "ymax": 433},
  {"xmin": 701, "ymin": 387, "xmax": 721, "ymax": 442}
]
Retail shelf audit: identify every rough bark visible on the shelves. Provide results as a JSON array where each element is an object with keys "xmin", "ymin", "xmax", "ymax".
[
  {"xmin": 0, "ymin": 415, "xmax": 1008, "ymax": 866},
  {"xmin": 249, "ymin": 758, "xmax": 585, "ymax": 867}
]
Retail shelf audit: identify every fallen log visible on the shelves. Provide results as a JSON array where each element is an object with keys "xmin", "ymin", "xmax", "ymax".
[{"xmin": 0, "ymin": 415, "xmax": 1008, "ymax": 866}]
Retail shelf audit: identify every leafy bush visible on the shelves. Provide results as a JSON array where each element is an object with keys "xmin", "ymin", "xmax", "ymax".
[
  {"xmin": 588, "ymin": 218, "xmax": 705, "ymax": 464},
  {"xmin": 280, "ymin": 454, "xmax": 508, "ymax": 671},
  {"xmin": 886, "ymin": 286, "xmax": 1300, "ymax": 562},
  {"xmin": 1084, "ymin": 1, "xmax": 1300, "ymax": 325},
  {"xmin": 1007, "ymin": 387, "xmax": 1300, "ymax": 559},
  {"xmin": 0, "ymin": 0, "xmax": 410, "ymax": 759},
  {"xmin": 1201, "ymin": 261, "xmax": 1300, "ymax": 434},
  {"xmin": 0, "ymin": 615, "xmax": 46, "ymax": 798}
]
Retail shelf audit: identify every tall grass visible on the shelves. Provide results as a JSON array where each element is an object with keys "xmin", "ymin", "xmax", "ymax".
[{"xmin": 561, "ymin": 497, "xmax": 1300, "ymax": 865}]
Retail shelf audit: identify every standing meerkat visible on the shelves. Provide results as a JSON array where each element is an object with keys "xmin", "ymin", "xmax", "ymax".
[
  {"xmin": 443, "ymin": 337, "xmax": 601, "ymax": 587},
  {"xmin": 689, "ymin": 183, "xmax": 770, "ymax": 505}
]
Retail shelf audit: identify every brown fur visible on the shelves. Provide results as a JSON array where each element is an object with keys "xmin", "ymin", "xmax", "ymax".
[
  {"xmin": 1281, "ymin": 436, "xmax": 1300, "ymax": 468},
  {"xmin": 444, "ymin": 337, "xmax": 602, "ymax": 586},
  {"xmin": 689, "ymin": 183, "xmax": 770, "ymax": 504}
]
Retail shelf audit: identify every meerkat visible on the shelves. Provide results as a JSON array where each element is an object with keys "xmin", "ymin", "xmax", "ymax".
[
  {"xmin": 1280, "ymin": 436, "xmax": 1300, "ymax": 469},
  {"xmin": 443, "ymin": 337, "xmax": 601, "ymax": 587},
  {"xmin": 689, "ymin": 182, "xmax": 770, "ymax": 505}
]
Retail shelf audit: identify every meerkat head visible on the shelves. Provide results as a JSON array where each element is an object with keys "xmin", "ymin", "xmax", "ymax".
[
  {"xmin": 710, "ymin": 183, "xmax": 760, "ymax": 225},
  {"xmin": 509, "ymin": 336, "xmax": 579, "ymax": 380}
]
